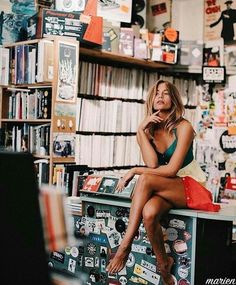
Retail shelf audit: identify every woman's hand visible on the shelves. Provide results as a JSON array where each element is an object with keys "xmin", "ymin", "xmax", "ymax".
[
  {"xmin": 116, "ymin": 168, "xmax": 136, "ymax": 192},
  {"xmin": 139, "ymin": 111, "xmax": 163, "ymax": 131}
]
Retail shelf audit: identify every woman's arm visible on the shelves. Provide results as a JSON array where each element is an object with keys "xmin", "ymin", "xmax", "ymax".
[
  {"xmin": 136, "ymin": 111, "xmax": 163, "ymax": 168},
  {"xmin": 135, "ymin": 121, "xmax": 194, "ymax": 177},
  {"xmin": 136, "ymin": 128, "xmax": 158, "ymax": 168}
]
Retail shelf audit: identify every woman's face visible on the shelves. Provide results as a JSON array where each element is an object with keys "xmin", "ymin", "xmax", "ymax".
[{"xmin": 153, "ymin": 82, "xmax": 172, "ymax": 112}]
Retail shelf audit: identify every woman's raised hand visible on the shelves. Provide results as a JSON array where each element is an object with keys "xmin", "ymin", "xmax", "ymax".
[{"xmin": 139, "ymin": 110, "xmax": 163, "ymax": 131}]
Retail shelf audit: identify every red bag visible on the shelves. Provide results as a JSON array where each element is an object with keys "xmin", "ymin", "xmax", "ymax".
[{"xmin": 182, "ymin": 176, "xmax": 221, "ymax": 212}]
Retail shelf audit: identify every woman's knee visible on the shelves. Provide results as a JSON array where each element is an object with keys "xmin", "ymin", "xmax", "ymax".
[
  {"xmin": 138, "ymin": 173, "xmax": 157, "ymax": 188},
  {"xmin": 142, "ymin": 204, "xmax": 159, "ymax": 227}
]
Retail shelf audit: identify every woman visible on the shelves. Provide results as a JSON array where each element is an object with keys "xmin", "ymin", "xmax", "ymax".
[{"xmin": 106, "ymin": 80, "xmax": 220, "ymax": 285}]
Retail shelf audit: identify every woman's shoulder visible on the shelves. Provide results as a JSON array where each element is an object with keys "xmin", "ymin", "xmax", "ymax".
[{"xmin": 175, "ymin": 119, "xmax": 194, "ymax": 135}]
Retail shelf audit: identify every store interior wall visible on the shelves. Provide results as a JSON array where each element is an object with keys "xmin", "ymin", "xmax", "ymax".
[{"xmin": 172, "ymin": 0, "xmax": 204, "ymax": 41}]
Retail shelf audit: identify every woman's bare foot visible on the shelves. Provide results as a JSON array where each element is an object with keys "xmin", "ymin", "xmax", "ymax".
[
  {"xmin": 157, "ymin": 256, "xmax": 175, "ymax": 285},
  {"xmin": 106, "ymin": 244, "xmax": 131, "ymax": 274}
]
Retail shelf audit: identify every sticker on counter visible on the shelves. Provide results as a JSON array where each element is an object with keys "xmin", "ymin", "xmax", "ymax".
[
  {"xmin": 95, "ymin": 256, "xmax": 99, "ymax": 267},
  {"xmin": 118, "ymin": 266, "xmax": 127, "ymax": 276},
  {"xmin": 107, "ymin": 216, "xmax": 118, "ymax": 228},
  {"xmin": 131, "ymin": 244, "xmax": 147, "ymax": 254},
  {"xmin": 166, "ymin": 227, "xmax": 178, "ymax": 241},
  {"xmin": 101, "ymin": 258, "xmax": 106, "ymax": 273},
  {"xmin": 95, "ymin": 219, "xmax": 106, "ymax": 231},
  {"xmin": 169, "ymin": 219, "xmax": 186, "ymax": 230},
  {"xmin": 65, "ymin": 246, "xmax": 71, "ymax": 255},
  {"xmin": 68, "ymin": 258, "xmax": 76, "ymax": 273},
  {"xmin": 78, "ymin": 255, "xmax": 83, "ymax": 267},
  {"xmin": 129, "ymin": 276, "xmax": 148, "ymax": 284},
  {"xmin": 143, "ymin": 234, "xmax": 151, "ymax": 244},
  {"xmin": 106, "ymin": 229, "xmax": 122, "ymax": 248},
  {"xmin": 90, "ymin": 233, "xmax": 108, "ymax": 245},
  {"xmin": 50, "ymin": 251, "xmax": 65, "ymax": 263},
  {"xmin": 178, "ymin": 279, "xmax": 190, "ymax": 285},
  {"xmin": 119, "ymin": 276, "xmax": 128, "ymax": 285},
  {"xmin": 133, "ymin": 264, "xmax": 160, "ymax": 284},
  {"xmin": 178, "ymin": 266, "xmax": 189, "ymax": 279},
  {"xmin": 70, "ymin": 246, "xmax": 79, "ymax": 258},
  {"xmin": 173, "ymin": 240, "xmax": 188, "ymax": 255},
  {"xmin": 96, "ymin": 209, "xmax": 111, "ymax": 218},
  {"xmin": 178, "ymin": 255, "xmax": 191, "ymax": 269},
  {"xmin": 141, "ymin": 259, "xmax": 156, "ymax": 272},
  {"xmin": 87, "ymin": 243, "xmax": 97, "ymax": 256},
  {"xmin": 164, "ymin": 242, "xmax": 171, "ymax": 253},
  {"xmin": 85, "ymin": 257, "xmax": 94, "ymax": 267},
  {"xmin": 100, "ymin": 246, "xmax": 108, "ymax": 257},
  {"xmin": 126, "ymin": 252, "xmax": 135, "ymax": 267},
  {"xmin": 183, "ymin": 231, "xmax": 192, "ymax": 241}
]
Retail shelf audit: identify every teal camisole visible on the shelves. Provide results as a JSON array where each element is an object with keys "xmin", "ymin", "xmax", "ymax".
[{"xmin": 152, "ymin": 128, "xmax": 194, "ymax": 168}]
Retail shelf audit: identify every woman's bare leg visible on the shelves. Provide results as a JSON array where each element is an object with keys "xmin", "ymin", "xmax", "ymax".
[
  {"xmin": 143, "ymin": 196, "xmax": 174, "ymax": 285},
  {"xmin": 106, "ymin": 174, "xmax": 186, "ymax": 273}
]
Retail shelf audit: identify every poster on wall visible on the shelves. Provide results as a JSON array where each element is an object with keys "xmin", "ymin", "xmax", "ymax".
[
  {"xmin": 0, "ymin": 0, "xmax": 36, "ymax": 45},
  {"xmin": 56, "ymin": 40, "xmax": 79, "ymax": 104},
  {"xmin": 97, "ymin": 0, "xmax": 132, "ymax": 23},
  {"xmin": 146, "ymin": 0, "xmax": 171, "ymax": 33},
  {"xmin": 204, "ymin": 0, "xmax": 236, "ymax": 44}
]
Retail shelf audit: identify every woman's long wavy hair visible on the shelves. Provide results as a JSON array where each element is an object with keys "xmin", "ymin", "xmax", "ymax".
[{"xmin": 145, "ymin": 80, "xmax": 185, "ymax": 135}]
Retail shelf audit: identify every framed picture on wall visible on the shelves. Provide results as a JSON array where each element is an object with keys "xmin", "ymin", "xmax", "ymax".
[{"xmin": 55, "ymin": 40, "xmax": 79, "ymax": 104}]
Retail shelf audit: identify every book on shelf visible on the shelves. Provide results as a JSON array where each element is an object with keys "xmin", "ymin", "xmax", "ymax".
[
  {"xmin": 37, "ymin": 39, "xmax": 54, "ymax": 82},
  {"xmin": 0, "ymin": 47, "xmax": 10, "ymax": 85}
]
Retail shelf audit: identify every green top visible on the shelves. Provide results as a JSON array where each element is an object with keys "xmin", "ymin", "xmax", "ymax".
[{"xmin": 152, "ymin": 128, "xmax": 194, "ymax": 168}]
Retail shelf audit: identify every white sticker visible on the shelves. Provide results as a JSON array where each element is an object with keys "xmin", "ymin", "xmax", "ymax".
[
  {"xmin": 178, "ymin": 266, "xmax": 189, "ymax": 279},
  {"xmin": 68, "ymin": 258, "xmax": 76, "ymax": 273},
  {"xmin": 141, "ymin": 259, "xmax": 156, "ymax": 273},
  {"xmin": 106, "ymin": 229, "xmax": 122, "ymax": 248},
  {"xmin": 134, "ymin": 264, "xmax": 160, "ymax": 284},
  {"xmin": 119, "ymin": 276, "xmax": 128, "ymax": 285},
  {"xmin": 131, "ymin": 244, "xmax": 147, "ymax": 254},
  {"xmin": 126, "ymin": 253, "xmax": 135, "ymax": 267},
  {"xmin": 107, "ymin": 216, "xmax": 118, "ymax": 228},
  {"xmin": 118, "ymin": 266, "xmax": 127, "ymax": 276},
  {"xmin": 95, "ymin": 256, "xmax": 99, "ymax": 267},
  {"xmin": 85, "ymin": 257, "xmax": 94, "ymax": 267},
  {"xmin": 169, "ymin": 219, "xmax": 186, "ymax": 230},
  {"xmin": 166, "ymin": 227, "xmax": 178, "ymax": 241},
  {"xmin": 70, "ymin": 246, "xmax": 79, "ymax": 258}
]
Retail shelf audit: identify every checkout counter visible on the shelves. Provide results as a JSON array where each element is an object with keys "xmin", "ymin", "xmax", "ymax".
[
  {"xmin": 77, "ymin": 175, "xmax": 236, "ymax": 285},
  {"xmin": 48, "ymin": 175, "xmax": 236, "ymax": 285}
]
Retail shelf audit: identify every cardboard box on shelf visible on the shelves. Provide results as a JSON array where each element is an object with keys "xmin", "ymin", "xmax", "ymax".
[{"xmin": 27, "ymin": 8, "xmax": 103, "ymax": 46}]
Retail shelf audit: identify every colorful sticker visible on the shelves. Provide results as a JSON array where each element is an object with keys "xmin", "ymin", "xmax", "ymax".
[
  {"xmin": 131, "ymin": 244, "xmax": 147, "ymax": 254},
  {"xmin": 133, "ymin": 264, "xmax": 160, "ymax": 284},
  {"xmin": 173, "ymin": 240, "xmax": 188, "ymax": 255}
]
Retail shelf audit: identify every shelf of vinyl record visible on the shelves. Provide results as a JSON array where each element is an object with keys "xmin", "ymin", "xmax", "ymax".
[{"xmin": 75, "ymin": 60, "xmax": 199, "ymax": 168}]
